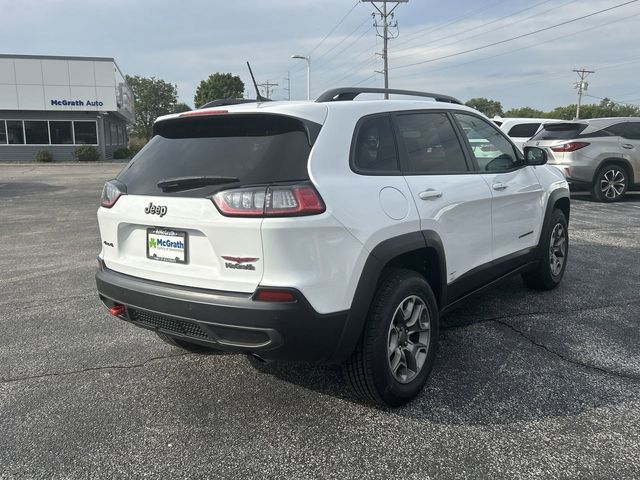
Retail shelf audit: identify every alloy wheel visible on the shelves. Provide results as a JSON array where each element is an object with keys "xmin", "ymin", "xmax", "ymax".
[
  {"xmin": 600, "ymin": 168, "xmax": 626, "ymax": 200},
  {"xmin": 387, "ymin": 295, "xmax": 431, "ymax": 384},
  {"xmin": 549, "ymin": 223, "xmax": 567, "ymax": 277}
]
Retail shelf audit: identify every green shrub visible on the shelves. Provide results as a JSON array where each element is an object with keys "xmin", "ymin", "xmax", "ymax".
[
  {"xmin": 35, "ymin": 150, "xmax": 53, "ymax": 163},
  {"xmin": 74, "ymin": 145, "xmax": 100, "ymax": 162},
  {"xmin": 113, "ymin": 147, "xmax": 130, "ymax": 159},
  {"xmin": 127, "ymin": 143, "xmax": 143, "ymax": 158}
]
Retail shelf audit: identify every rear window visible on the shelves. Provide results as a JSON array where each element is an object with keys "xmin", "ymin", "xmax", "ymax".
[
  {"xmin": 118, "ymin": 114, "xmax": 320, "ymax": 196},
  {"xmin": 530, "ymin": 123, "xmax": 587, "ymax": 141},
  {"xmin": 507, "ymin": 123, "xmax": 541, "ymax": 138}
]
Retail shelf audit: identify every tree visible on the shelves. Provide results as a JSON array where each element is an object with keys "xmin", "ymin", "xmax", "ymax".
[
  {"xmin": 194, "ymin": 73, "xmax": 245, "ymax": 108},
  {"xmin": 171, "ymin": 102, "xmax": 192, "ymax": 114},
  {"xmin": 465, "ymin": 97, "xmax": 503, "ymax": 117},
  {"xmin": 503, "ymin": 106, "xmax": 546, "ymax": 118},
  {"xmin": 126, "ymin": 75, "xmax": 179, "ymax": 140}
]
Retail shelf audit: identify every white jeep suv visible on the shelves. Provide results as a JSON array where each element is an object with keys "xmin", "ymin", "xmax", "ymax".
[{"xmin": 96, "ymin": 88, "xmax": 570, "ymax": 407}]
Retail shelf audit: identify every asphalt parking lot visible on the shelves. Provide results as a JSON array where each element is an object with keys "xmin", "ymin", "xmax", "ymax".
[{"xmin": 1, "ymin": 164, "xmax": 639, "ymax": 479}]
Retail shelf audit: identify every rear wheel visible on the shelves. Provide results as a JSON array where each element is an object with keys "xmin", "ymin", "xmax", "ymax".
[
  {"xmin": 592, "ymin": 164, "xmax": 628, "ymax": 202},
  {"xmin": 343, "ymin": 269, "xmax": 439, "ymax": 407},
  {"xmin": 522, "ymin": 209, "xmax": 568, "ymax": 290},
  {"xmin": 155, "ymin": 332, "xmax": 218, "ymax": 353}
]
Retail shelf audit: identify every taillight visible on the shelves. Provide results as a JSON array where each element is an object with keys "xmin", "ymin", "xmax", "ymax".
[
  {"xmin": 100, "ymin": 180, "xmax": 126, "ymax": 208},
  {"xmin": 550, "ymin": 142, "xmax": 590, "ymax": 152},
  {"xmin": 212, "ymin": 183, "xmax": 325, "ymax": 217},
  {"xmin": 180, "ymin": 109, "xmax": 228, "ymax": 117}
]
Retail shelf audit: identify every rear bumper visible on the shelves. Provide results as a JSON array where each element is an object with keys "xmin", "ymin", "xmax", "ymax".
[{"xmin": 95, "ymin": 266, "xmax": 350, "ymax": 363}]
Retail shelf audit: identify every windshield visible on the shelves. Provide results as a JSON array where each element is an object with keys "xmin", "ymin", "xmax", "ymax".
[
  {"xmin": 530, "ymin": 123, "xmax": 587, "ymax": 141},
  {"xmin": 117, "ymin": 114, "xmax": 320, "ymax": 196}
]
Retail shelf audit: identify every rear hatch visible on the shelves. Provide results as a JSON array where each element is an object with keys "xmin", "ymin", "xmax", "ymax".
[
  {"xmin": 527, "ymin": 122, "xmax": 588, "ymax": 162},
  {"xmin": 98, "ymin": 112, "xmax": 321, "ymax": 293}
]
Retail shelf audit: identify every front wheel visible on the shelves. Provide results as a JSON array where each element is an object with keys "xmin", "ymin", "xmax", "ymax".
[
  {"xmin": 592, "ymin": 164, "xmax": 628, "ymax": 202},
  {"xmin": 343, "ymin": 269, "xmax": 439, "ymax": 407},
  {"xmin": 522, "ymin": 209, "xmax": 568, "ymax": 290}
]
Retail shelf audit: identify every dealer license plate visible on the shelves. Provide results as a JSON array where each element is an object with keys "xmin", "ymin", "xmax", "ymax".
[{"xmin": 146, "ymin": 228, "xmax": 188, "ymax": 264}]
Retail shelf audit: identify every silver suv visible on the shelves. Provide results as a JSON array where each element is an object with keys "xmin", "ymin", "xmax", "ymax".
[{"xmin": 525, "ymin": 117, "xmax": 640, "ymax": 201}]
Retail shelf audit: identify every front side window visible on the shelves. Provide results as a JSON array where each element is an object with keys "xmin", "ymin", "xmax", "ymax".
[
  {"xmin": 352, "ymin": 115, "xmax": 399, "ymax": 174},
  {"xmin": 0, "ymin": 121, "xmax": 6, "ymax": 144},
  {"xmin": 50, "ymin": 121, "xmax": 73, "ymax": 144},
  {"xmin": 454, "ymin": 113, "xmax": 519, "ymax": 172},
  {"xmin": 74, "ymin": 121, "xmax": 98, "ymax": 144},
  {"xmin": 7, "ymin": 121, "xmax": 24, "ymax": 144},
  {"xmin": 396, "ymin": 112, "xmax": 468, "ymax": 174},
  {"xmin": 24, "ymin": 121, "xmax": 49, "ymax": 145},
  {"xmin": 624, "ymin": 122, "xmax": 640, "ymax": 140}
]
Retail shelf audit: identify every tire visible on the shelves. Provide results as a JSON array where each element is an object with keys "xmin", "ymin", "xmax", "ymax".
[
  {"xmin": 155, "ymin": 332, "xmax": 217, "ymax": 353},
  {"xmin": 343, "ymin": 269, "xmax": 439, "ymax": 407},
  {"xmin": 522, "ymin": 209, "xmax": 568, "ymax": 290},
  {"xmin": 591, "ymin": 163, "xmax": 628, "ymax": 202}
]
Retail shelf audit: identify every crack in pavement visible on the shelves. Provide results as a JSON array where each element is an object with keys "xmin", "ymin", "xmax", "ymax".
[
  {"xmin": 0, "ymin": 352, "xmax": 192, "ymax": 385},
  {"xmin": 492, "ymin": 318, "xmax": 640, "ymax": 382}
]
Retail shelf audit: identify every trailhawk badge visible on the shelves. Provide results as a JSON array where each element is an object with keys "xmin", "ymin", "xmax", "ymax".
[{"xmin": 222, "ymin": 256, "xmax": 259, "ymax": 271}]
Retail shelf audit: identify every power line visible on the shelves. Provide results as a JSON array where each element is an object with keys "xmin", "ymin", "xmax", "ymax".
[
  {"xmin": 391, "ymin": 0, "xmax": 510, "ymax": 51},
  {"xmin": 307, "ymin": 1, "xmax": 360, "ymax": 57},
  {"xmin": 313, "ymin": 16, "xmax": 373, "ymax": 66},
  {"xmin": 390, "ymin": 0, "xmax": 639, "ymax": 71},
  {"xmin": 391, "ymin": 0, "xmax": 575, "ymax": 61},
  {"xmin": 585, "ymin": 94, "xmax": 640, "ymax": 108}
]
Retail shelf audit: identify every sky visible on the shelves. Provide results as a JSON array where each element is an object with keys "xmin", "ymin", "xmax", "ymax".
[{"xmin": 2, "ymin": 0, "xmax": 640, "ymax": 111}]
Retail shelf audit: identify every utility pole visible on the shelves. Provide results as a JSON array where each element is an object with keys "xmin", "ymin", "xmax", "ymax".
[
  {"xmin": 573, "ymin": 68, "xmax": 594, "ymax": 119},
  {"xmin": 363, "ymin": 0, "xmax": 408, "ymax": 99},
  {"xmin": 257, "ymin": 80, "xmax": 279, "ymax": 100},
  {"xmin": 283, "ymin": 71, "xmax": 291, "ymax": 101}
]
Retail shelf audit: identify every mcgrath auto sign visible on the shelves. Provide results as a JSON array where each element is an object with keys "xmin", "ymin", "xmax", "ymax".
[{"xmin": 50, "ymin": 99, "xmax": 104, "ymax": 107}]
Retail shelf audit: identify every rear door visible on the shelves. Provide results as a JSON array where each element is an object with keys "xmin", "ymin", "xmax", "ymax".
[
  {"xmin": 453, "ymin": 113, "xmax": 544, "ymax": 261},
  {"xmin": 394, "ymin": 111, "xmax": 494, "ymax": 284},
  {"xmin": 98, "ymin": 113, "xmax": 319, "ymax": 293}
]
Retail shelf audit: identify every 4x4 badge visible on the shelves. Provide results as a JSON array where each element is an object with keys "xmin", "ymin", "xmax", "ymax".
[{"xmin": 144, "ymin": 202, "xmax": 167, "ymax": 217}]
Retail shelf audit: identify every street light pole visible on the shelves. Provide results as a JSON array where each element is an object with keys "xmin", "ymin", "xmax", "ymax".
[{"xmin": 291, "ymin": 54, "xmax": 311, "ymax": 100}]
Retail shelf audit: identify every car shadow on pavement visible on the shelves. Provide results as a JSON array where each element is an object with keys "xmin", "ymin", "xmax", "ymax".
[{"xmin": 246, "ymin": 241, "xmax": 640, "ymax": 425}]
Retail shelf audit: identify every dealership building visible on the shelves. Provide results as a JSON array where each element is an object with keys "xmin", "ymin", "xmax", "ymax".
[{"xmin": 0, "ymin": 54, "xmax": 134, "ymax": 161}]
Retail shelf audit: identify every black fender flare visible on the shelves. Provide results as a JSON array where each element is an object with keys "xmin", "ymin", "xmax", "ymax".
[
  {"xmin": 537, "ymin": 188, "xmax": 570, "ymax": 256},
  {"xmin": 327, "ymin": 230, "xmax": 447, "ymax": 364}
]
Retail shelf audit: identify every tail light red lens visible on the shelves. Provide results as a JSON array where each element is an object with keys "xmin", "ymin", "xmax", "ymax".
[
  {"xmin": 253, "ymin": 288, "xmax": 297, "ymax": 302},
  {"xmin": 550, "ymin": 142, "xmax": 590, "ymax": 152},
  {"xmin": 100, "ymin": 180, "xmax": 126, "ymax": 208},
  {"xmin": 212, "ymin": 183, "xmax": 325, "ymax": 217}
]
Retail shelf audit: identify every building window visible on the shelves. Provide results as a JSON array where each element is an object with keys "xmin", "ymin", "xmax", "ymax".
[
  {"xmin": 74, "ymin": 121, "xmax": 98, "ymax": 144},
  {"xmin": 24, "ymin": 121, "xmax": 50, "ymax": 145},
  {"xmin": 50, "ymin": 121, "xmax": 74, "ymax": 144},
  {"xmin": 110, "ymin": 122, "xmax": 118, "ymax": 146},
  {"xmin": 7, "ymin": 121, "xmax": 24, "ymax": 144},
  {"xmin": 117, "ymin": 124, "xmax": 124, "ymax": 145},
  {"xmin": 0, "ymin": 121, "xmax": 6, "ymax": 144}
]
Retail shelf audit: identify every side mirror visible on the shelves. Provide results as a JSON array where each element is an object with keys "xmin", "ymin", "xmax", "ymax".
[{"xmin": 523, "ymin": 146, "xmax": 547, "ymax": 166}]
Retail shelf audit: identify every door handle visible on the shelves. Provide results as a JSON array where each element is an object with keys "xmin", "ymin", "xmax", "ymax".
[
  {"xmin": 419, "ymin": 189, "xmax": 443, "ymax": 200},
  {"xmin": 493, "ymin": 182, "xmax": 508, "ymax": 191},
  {"xmin": 622, "ymin": 143, "xmax": 634, "ymax": 149}
]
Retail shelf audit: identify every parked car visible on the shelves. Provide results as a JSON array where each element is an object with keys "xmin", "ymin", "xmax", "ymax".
[
  {"xmin": 524, "ymin": 117, "xmax": 640, "ymax": 202},
  {"xmin": 493, "ymin": 117, "xmax": 563, "ymax": 150},
  {"xmin": 96, "ymin": 87, "xmax": 570, "ymax": 407}
]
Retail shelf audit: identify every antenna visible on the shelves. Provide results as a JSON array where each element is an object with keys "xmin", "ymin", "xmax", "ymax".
[{"xmin": 246, "ymin": 61, "xmax": 269, "ymax": 102}]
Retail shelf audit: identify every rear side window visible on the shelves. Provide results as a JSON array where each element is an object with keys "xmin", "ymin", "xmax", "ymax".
[
  {"xmin": 507, "ymin": 123, "xmax": 541, "ymax": 138},
  {"xmin": 530, "ymin": 123, "xmax": 587, "ymax": 140},
  {"xmin": 625, "ymin": 122, "xmax": 640, "ymax": 140},
  {"xmin": 118, "ymin": 114, "xmax": 318, "ymax": 196},
  {"xmin": 395, "ymin": 112, "xmax": 468, "ymax": 174},
  {"xmin": 352, "ymin": 115, "xmax": 399, "ymax": 174}
]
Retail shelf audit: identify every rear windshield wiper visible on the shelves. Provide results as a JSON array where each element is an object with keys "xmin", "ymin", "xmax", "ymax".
[{"xmin": 157, "ymin": 176, "xmax": 239, "ymax": 192}]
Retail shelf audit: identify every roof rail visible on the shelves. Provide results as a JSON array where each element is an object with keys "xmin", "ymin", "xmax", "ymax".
[
  {"xmin": 315, "ymin": 87, "xmax": 462, "ymax": 105},
  {"xmin": 199, "ymin": 98, "xmax": 262, "ymax": 109}
]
